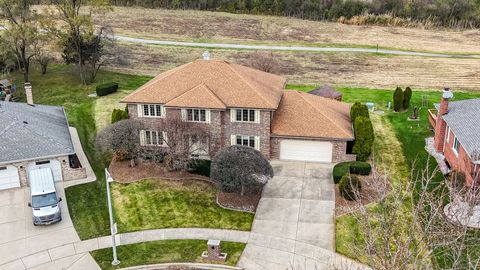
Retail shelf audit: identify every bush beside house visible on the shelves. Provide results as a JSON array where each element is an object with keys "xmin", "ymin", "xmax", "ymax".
[
  {"xmin": 333, "ymin": 161, "xmax": 372, "ymax": 183},
  {"xmin": 339, "ymin": 174, "xmax": 362, "ymax": 201},
  {"xmin": 111, "ymin": 106, "xmax": 129, "ymax": 123},
  {"xmin": 350, "ymin": 102, "xmax": 369, "ymax": 122},
  {"xmin": 352, "ymin": 116, "xmax": 374, "ymax": 162},
  {"xmin": 211, "ymin": 145, "xmax": 273, "ymax": 196}
]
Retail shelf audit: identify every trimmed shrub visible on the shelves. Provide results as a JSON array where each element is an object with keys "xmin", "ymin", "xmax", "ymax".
[
  {"xmin": 350, "ymin": 102, "xmax": 369, "ymax": 122},
  {"xmin": 333, "ymin": 162, "xmax": 351, "ymax": 184},
  {"xmin": 352, "ymin": 116, "xmax": 375, "ymax": 161},
  {"xmin": 211, "ymin": 145, "xmax": 273, "ymax": 195},
  {"xmin": 393, "ymin": 87, "xmax": 403, "ymax": 112},
  {"xmin": 339, "ymin": 174, "xmax": 362, "ymax": 201},
  {"xmin": 187, "ymin": 159, "xmax": 211, "ymax": 177},
  {"xmin": 96, "ymin": 82, "xmax": 118, "ymax": 96},
  {"xmin": 403, "ymin": 86, "xmax": 412, "ymax": 109},
  {"xmin": 349, "ymin": 161, "xmax": 372, "ymax": 175},
  {"xmin": 111, "ymin": 107, "xmax": 129, "ymax": 123}
]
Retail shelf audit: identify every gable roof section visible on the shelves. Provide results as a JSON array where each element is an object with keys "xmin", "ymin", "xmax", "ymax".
[
  {"xmin": 435, "ymin": 98, "xmax": 480, "ymax": 159},
  {"xmin": 165, "ymin": 84, "xmax": 226, "ymax": 109},
  {"xmin": 0, "ymin": 101, "xmax": 74, "ymax": 164},
  {"xmin": 122, "ymin": 60, "xmax": 286, "ymax": 110},
  {"xmin": 271, "ymin": 90, "xmax": 353, "ymax": 140}
]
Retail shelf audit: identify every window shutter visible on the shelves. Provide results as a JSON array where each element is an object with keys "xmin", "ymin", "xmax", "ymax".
[
  {"xmin": 230, "ymin": 109, "xmax": 235, "ymax": 122},
  {"xmin": 254, "ymin": 136, "xmax": 260, "ymax": 151},
  {"xmin": 139, "ymin": 130, "xmax": 145, "ymax": 146},
  {"xmin": 161, "ymin": 106, "xmax": 166, "ymax": 117},
  {"xmin": 255, "ymin": 110, "xmax": 260, "ymax": 123},
  {"xmin": 206, "ymin": 110, "xmax": 211, "ymax": 123},
  {"xmin": 230, "ymin": 135, "xmax": 236, "ymax": 146},
  {"xmin": 181, "ymin": 109, "xmax": 187, "ymax": 121},
  {"xmin": 137, "ymin": 104, "xmax": 143, "ymax": 117}
]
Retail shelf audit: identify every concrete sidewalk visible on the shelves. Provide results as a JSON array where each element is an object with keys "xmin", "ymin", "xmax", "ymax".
[{"xmin": 0, "ymin": 228, "xmax": 250, "ymax": 270}]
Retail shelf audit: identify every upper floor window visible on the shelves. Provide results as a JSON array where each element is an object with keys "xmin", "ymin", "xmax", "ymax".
[
  {"xmin": 139, "ymin": 104, "xmax": 164, "ymax": 117},
  {"xmin": 453, "ymin": 136, "xmax": 460, "ymax": 154},
  {"xmin": 140, "ymin": 130, "xmax": 166, "ymax": 146},
  {"xmin": 231, "ymin": 109, "xmax": 259, "ymax": 123},
  {"xmin": 186, "ymin": 109, "xmax": 208, "ymax": 122}
]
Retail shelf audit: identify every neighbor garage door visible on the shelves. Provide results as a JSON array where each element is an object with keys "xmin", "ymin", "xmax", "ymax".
[
  {"xmin": 0, "ymin": 165, "xmax": 21, "ymax": 190},
  {"xmin": 27, "ymin": 160, "xmax": 63, "ymax": 182},
  {"xmin": 280, "ymin": 139, "xmax": 333, "ymax": 163}
]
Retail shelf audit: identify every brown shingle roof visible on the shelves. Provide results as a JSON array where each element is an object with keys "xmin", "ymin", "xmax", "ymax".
[
  {"xmin": 271, "ymin": 91, "xmax": 354, "ymax": 140},
  {"xmin": 165, "ymin": 84, "xmax": 226, "ymax": 109},
  {"xmin": 122, "ymin": 60, "xmax": 286, "ymax": 110}
]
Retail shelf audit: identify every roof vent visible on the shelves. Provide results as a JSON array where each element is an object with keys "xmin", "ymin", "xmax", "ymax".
[
  {"xmin": 443, "ymin": 87, "xmax": 454, "ymax": 99},
  {"xmin": 23, "ymin": 121, "xmax": 28, "ymax": 124},
  {"xmin": 202, "ymin": 51, "xmax": 210, "ymax": 60}
]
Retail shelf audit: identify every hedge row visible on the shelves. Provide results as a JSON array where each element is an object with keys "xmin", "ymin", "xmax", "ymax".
[
  {"xmin": 96, "ymin": 82, "xmax": 119, "ymax": 96},
  {"xmin": 332, "ymin": 161, "xmax": 371, "ymax": 184}
]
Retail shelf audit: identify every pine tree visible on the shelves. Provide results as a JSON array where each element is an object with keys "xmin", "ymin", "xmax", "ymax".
[
  {"xmin": 403, "ymin": 87, "xmax": 413, "ymax": 109},
  {"xmin": 393, "ymin": 87, "xmax": 404, "ymax": 112}
]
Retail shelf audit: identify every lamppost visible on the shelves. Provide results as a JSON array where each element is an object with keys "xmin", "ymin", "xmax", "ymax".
[{"xmin": 105, "ymin": 168, "xmax": 120, "ymax": 266}]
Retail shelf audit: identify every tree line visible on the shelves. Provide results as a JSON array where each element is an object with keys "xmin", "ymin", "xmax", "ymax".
[{"xmin": 98, "ymin": 0, "xmax": 480, "ymax": 28}]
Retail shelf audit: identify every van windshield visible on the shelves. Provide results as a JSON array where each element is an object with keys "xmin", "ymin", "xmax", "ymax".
[{"xmin": 32, "ymin": 192, "xmax": 57, "ymax": 208}]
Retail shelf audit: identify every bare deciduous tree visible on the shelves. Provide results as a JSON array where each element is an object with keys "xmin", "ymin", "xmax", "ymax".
[
  {"xmin": 344, "ymin": 158, "xmax": 480, "ymax": 270},
  {"xmin": 245, "ymin": 51, "xmax": 279, "ymax": 73},
  {"xmin": 96, "ymin": 119, "xmax": 144, "ymax": 166}
]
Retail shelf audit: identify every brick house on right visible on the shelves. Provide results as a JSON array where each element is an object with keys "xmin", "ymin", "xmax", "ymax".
[{"xmin": 428, "ymin": 88, "xmax": 480, "ymax": 187}]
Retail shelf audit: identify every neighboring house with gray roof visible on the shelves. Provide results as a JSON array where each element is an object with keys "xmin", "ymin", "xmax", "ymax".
[
  {"xmin": 428, "ymin": 89, "xmax": 480, "ymax": 187},
  {"xmin": 0, "ymin": 101, "xmax": 86, "ymax": 190}
]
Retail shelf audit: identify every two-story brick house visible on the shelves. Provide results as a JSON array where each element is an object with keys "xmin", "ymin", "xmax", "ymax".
[
  {"xmin": 428, "ymin": 88, "xmax": 480, "ymax": 187},
  {"xmin": 122, "ymin": 59, "xmax": 355, "ymax": 163}
]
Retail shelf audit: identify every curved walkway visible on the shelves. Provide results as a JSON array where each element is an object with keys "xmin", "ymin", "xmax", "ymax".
[{"xmin": 114, "ymin": 35, "xmax": 480, "ymax": 59}]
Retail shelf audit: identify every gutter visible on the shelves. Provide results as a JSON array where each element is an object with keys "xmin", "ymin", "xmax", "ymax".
[
  {"xmin": 270, "ymin": 134, "xmax": 354, "ymax": 141},
  {"xmin": 0, "ymin": 152, "xmax": 76, "ymax": 166}
]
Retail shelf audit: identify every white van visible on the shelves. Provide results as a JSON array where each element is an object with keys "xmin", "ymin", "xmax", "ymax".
[{"xmin": 28, "ymin": 168, "xmax": 62, "ymax": 226}]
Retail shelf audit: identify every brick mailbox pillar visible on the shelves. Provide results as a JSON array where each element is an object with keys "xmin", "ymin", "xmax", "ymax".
[{"xmin": 202, "ymin": 239, "xmax": 227, "ymax": 261}]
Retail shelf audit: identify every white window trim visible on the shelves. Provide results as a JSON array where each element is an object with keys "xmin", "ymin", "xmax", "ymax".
[
  {"xmin": 140, "ymin": 130, "xmax": 167, "ymax": 147},
  {"xmin": 137, "ymin": 104, "xmax": 165, "ymax": 118},
  {"xmin": 181, "ymin": 108, "xmax": 211, "ymax": 123},
  {"xmin": 230, "ymin": 109, "xmax": 260, "ymax": 123},
  {"xmin": 452, "ymin": 135, "xmax": 460, "ymax": 156},
  {"xmin": 230, "ymin": 134, "xmax": 260, "ymax": 151}
]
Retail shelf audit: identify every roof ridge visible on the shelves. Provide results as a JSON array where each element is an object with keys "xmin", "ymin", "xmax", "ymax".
[
  {"xmin": 166, "ymin": 83, "xmax": 226, "ymax": 108},
  {"xmin": 201, "ymin": 83, "xmax": 227, "ymax": 108},
  {"xmin": 225, "ymin": 62, "xmax": 275, "ymax": 108},
  {"xmin": 294, "ymin": 91, "xmax": 352, "ymax": 137}
]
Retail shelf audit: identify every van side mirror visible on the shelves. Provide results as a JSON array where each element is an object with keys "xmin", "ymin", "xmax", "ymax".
[
  {"xmin": 28, "ymin": 202, "xmax": 32, "ymax": 207},
  {"xmin": 58, "ymin": 197, "xmax": 62, "ymax": 202}
]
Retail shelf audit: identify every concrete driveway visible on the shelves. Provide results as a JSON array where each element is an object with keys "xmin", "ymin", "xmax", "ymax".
[
  {"xmin": 238, "ymin": 160, "xmax": 337, "ymax": 270},
  {"xmin": 0, "ymin": 184, "xmax": 99, "ymax": 270}
]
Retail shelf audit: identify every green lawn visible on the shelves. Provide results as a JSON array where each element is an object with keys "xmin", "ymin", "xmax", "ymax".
[
  {"xmin": 287, "ymin": 84, "xmax": 480, "ymax": 267},
  {"xmin": 112, "ymin": 179, "xmax": 253, "ymax": 232},
  {"xmin": 90, "ymin": 240, "xmax": 245, "ymax": 270}
]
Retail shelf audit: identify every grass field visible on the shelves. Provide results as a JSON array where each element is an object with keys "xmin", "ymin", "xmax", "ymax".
[
  {"xmin": 112, "ymin": 179, "xmax": 254, "ymax": 232},
  {"xmin": 91, "ymin": 240, "xmax": 245, "ymax": 269},
  {"xmin": 107, "ymin": 42, "xmax": 480, "ymax": 91},
  {"xmin": 94, "ymin": 7, "xmax": 480, "ymax": 54}
]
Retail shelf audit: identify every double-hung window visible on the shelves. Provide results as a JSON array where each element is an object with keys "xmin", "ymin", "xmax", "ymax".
[
  {"xmin": 140, "ymin": 130, "xmax": 166, "ymax": 146},
  {"xmin": 231, "ymin": 135, "xmax": 260, "ymax": 150},
  {"xmin": 231, "ymin": 109, "xmax": 259, "ymax": 123},
  {"xmin": 186, "ymin": 109, "xmax": 207, "ymax": 122},
  {"xmin": 139, "ymin": 104, "xmax": 164, "ymax": 117},
  {"xmin": 453, "ymin": 136, "xmax": 460, "ymax": 154}
]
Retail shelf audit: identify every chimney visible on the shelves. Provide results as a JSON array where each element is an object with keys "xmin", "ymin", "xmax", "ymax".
[
  {"xmin": 438, "ymin": 87, "xmax": 453, "ymax": 116},
  {"xmin": 25, "ymin": 82, "xmax": 33, "ymax": 105},
  {"xmin": 433, "ymin": 87, "xmax": 453, "ymax": 152},
  {"xmin": 202, "ymin": 51, "xmax": 210, "ymax": 60}
]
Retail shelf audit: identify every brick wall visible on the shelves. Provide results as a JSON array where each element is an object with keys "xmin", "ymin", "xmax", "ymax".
[
  {"xmin": 443, "ymin": 128, "xmax": 475, "ymax": 186},
  {"xmin": 270, "ymin": 137, "xmax": 355, "ymax": 162}
]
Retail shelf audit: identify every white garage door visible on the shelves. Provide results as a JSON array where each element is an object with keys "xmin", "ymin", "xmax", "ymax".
[
  {"xmin": 0, "ymin": 165, "xmax": 21, "ymax": 190},
  {"xmin": 27, "ymin": 160, "xmax": 63, "ymax": 182},
  {"xmin": 280, "ymin": 139, "xmax": 333, "ymax": 163}
]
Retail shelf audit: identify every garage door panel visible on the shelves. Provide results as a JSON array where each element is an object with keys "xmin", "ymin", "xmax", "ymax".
[
  {"xmin": 280, "ymin": 140, "xmax": 333, "ymax": 163},
  {"xmin": 0, "ymin": 166, "xmax": 21, "ymax": 190}
]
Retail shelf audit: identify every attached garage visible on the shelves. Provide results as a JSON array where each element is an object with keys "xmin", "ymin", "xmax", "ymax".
[
  {"xmin": 0, "ymin": 165, "xmax": 21, "ymax": 190},
  {"xmin": 280, "ymin": 139, "xmax": 333, "ymax": 163},
  {"xmin": 27, "ymin": 160, "xmax": 63, "ymax": 182}
]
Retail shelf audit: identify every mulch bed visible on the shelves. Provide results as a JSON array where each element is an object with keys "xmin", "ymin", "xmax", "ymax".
[
  {"xmin": 217, "ymin": 192, "xmax": 261, "ymax": 213},
  {"xmin": 335, "ymin": 171, "xmax": 392, "ymax": 217},
  {"xmin": 109, "ymin": 160, "xmax": 211, "ymax": 183}
]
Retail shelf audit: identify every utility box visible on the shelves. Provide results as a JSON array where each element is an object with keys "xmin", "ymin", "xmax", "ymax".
[{"xmin": 202, "ymin": 239, "xmax": 227, "ymax": 261}]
